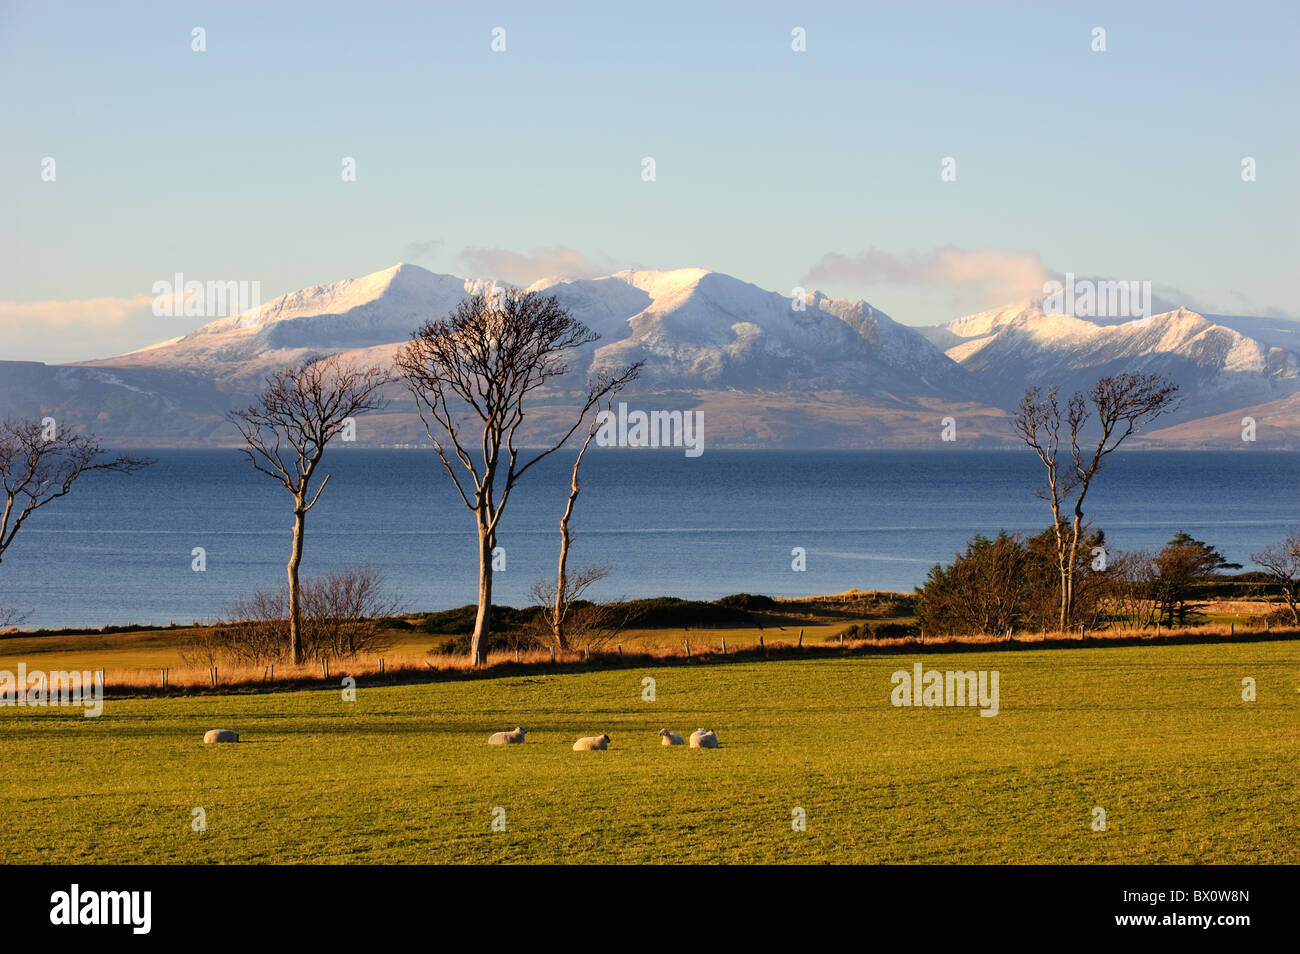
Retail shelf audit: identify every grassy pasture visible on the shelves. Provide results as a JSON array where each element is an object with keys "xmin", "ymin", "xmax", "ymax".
[{"xmin": 0, "ymin": 639, "xmax": 1295, "ymax": 864}]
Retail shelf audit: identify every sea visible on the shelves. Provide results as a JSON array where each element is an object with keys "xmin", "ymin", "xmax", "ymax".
[{"xmin": 1, "ymin": 449, "xmax": 1295, "ymax": 630}]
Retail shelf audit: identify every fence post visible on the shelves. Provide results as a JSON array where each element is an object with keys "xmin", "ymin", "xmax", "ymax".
[
  {"xmin": 721, "ymin": 637, "xmax": 727, "ymax": 654},
  {"xmin": 759, "ymin": 635, "xmax": 765, "ymax": 655},
  {"xmin": 684, "ymin": 640, "xmax": 690, "ymax": 658},
  {"xmin": 584, "ymin": 646, "xmax": 590, "ymax": 662},
  {"xmin": 798, "ymin": 629, "xmax": 804, "ymax": 648}
]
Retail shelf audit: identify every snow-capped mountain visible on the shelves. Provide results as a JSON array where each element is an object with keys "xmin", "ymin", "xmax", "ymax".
[
  {"xmin": 917, "ymin": 301, "xmax": 1300, "ymax": 418},
  {"xmin": 94, "ymin": 262, "xmax": 969, "ymax": 400},
  {"xmin": 97, "ymin": 264, "xmax": 477, "ymax": 387},
  {"xmin": 2, "ymin": 263, "xmax": 1297, "ymax": 447}
]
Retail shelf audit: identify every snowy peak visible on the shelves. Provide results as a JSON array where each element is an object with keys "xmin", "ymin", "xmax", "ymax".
[
  {"xmin": 928, "ymin": 301, "xmax": 1300, "ymax": 415},
  {"xmin": 188, "ymin": 262, "xmax": 453, "ymax": 337}
]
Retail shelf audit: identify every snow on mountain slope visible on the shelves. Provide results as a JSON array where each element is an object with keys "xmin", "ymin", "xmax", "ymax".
[
  {"xmin": 588, "ymin": 269, "xmax": 969, "ymax": 396},
  {"xmin": 95, "ymin": 264, "xmax": 475, "ymax": 383},
  {"xmin": 89, "ymin": 263, "xmax": 969, "ymax": 400},
  {"xmin": 526, "ymin": 275, "xmax": 652, "ymax": 343},
  {"xmin": 38, "ymin": 260, "xmax": 1293, "ymax": 447},
  {"xmin": 921, "ymin": 301, "xmax": 1300, "ymax": 416}
]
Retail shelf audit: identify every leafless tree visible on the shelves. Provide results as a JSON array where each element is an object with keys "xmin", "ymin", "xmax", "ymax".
[
  {"xmin": 0, "ymin": 605, "xmax": 31, "ymax": 630},
  {"xmin": 301, "ymin": 566, "xmax": 401, "ymax": 657},
  {"xmin": 1014, "ymin": 373, "xmax": 1179, "ymax": 629},
  {"xmin": 1105, "ymin": 550, "xmax": 1162, "ymax": 629},
  {"xmin": 189, "ymin": 587, "xmax": 289, "ymax": 666},
  {"xmin": 0, "ymin": 418, "xmax": 152, "ymax": 575},
  {"xmin": 395, "ymin": 288, "xmax": 640, "ymax": 664},
  {"xmin": 541, "ymin": 386, "xmax": 637, "ymax": 649},
  {"xmin": 1251, "ymin": 531, "xmax": 1300, "ymax": 625},
  {"xmin": 228, "ymin": 355, "xmax": 389, "ymax": 663},
  {"xmin": 193, "ymin": 567, "xmax": 400, "ymax": 666},
  {"xmin": 531, "ymin": 564, "xmax": 611, "ymax": 651}
]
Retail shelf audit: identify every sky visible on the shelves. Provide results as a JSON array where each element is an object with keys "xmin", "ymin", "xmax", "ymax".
[{"xmin": 1, "ymin": 0, "xmax": 1297, "ymax": 362}]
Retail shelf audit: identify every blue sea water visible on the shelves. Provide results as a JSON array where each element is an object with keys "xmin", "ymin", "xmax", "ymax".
[{"xmin": 1, "ymin": 449, "xmax": 1295, "ymax": 629}]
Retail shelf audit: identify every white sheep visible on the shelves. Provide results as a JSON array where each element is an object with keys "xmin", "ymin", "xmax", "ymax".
[
  {"xmin": 689, "ymin": 728, "xmax": 719, "ymax": 749},
  {"xmin": 487, "ymin": 726, "xmax": 526, "ymax": 745},
  {"xmin": 659, "ymin": 729, "xmax": 685, "ymax": 746},
  {"xmin": 572, "ymin": 733, "xmax": 611, "ymax": 751}
]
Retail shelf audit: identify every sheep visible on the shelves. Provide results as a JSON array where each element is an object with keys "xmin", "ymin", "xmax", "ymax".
[
  {"xmin": 659, "ymin": 729, "xmax": 685, "ymax": 746},
  {"xmin": 203, "ymin": 729, "xmax": 239, "ymax": 744},
  {"xmin": 572, "ymin": 733, "xmax": 611, "ymax": 751},
  {"xmin": 689, "ymin": 728, "xmax": 719, "ymax": 749},
  {"xmin": 487, "ymin": 726, "xmax": 526, "ymax": 745}
]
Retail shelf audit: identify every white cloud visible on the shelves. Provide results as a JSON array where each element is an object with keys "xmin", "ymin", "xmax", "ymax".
[
  {"xmin": 457, "ymin": 245, "xmax": 615, "ymax": 285},
  {"xmin": 0, "ymin": 294, "xmax": 202, "ymax": 363},
  {"xmin": 802, "ymin": 246, "xmax": 1053, "ymax": 307}
]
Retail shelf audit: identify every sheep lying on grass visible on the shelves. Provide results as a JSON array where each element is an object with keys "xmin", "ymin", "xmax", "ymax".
[
  {"xmin": 203, "ymin": 729, "xmax": 239, "ymax": 744},
  {"xmin": 689, "ymin": 728, "xmax": 719, "ymax": 749},
  {"xmin": 572, "ymin": 733, "xmax": 611, "ymax": 751},
  {"xmin": 659, "ymin": 729, "xmax": 685, "ymax": 746},
  {"xmin": 487, "ymin": 726, "xmax": 527, "ymax": 745}
]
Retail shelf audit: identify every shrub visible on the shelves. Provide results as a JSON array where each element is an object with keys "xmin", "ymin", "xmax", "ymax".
[
  {"xmin": 716, "ymin": 593, "xmax": 777, "ymax": 612},
  {"xmin": 872, "ymin": 622, "xmax": 916, "ymax": 639},
  {"xmin": 186, "ymin": 568, "xmax": 401, "ymax": 665}
]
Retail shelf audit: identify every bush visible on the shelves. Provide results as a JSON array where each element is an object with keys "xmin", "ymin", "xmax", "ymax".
[
  {"xmin": 716, "ymin": 593, "xmax": 777, "ymax": 612},
  {"xmin": 416, "ymin": 604, "xmax": 537, "ymax": 636},
  {"xmin": 300, "ymin": 567, "xmax": 400, "ymax": 657},
  {"xmin": 620, "ymin": 597, "xmax": 755, "ymax": 628},
  {"xmin": 872, "ymin": 622, "xmax": 916, "ymax": 639},
  {"xmin": 437, "ymin": 625, "xmax": 545, "ymax": 656},
  {"xmin": 183, "ymin": 568, "xmax": 401, "ymax": 665}
]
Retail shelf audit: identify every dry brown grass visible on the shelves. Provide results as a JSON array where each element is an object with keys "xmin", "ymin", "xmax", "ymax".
[{"xmin": 67, "ymin": 618, "xmax": 1298, "ymax": 699}]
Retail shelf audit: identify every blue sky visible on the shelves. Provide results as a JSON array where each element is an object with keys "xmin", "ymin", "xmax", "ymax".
[{"xmin": 2, "ymin": 0, "xmax": 1297, "ymax": 361}]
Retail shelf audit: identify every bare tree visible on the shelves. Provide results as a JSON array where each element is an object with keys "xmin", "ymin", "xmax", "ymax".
[
  {"xmin": 1105, "ymin": 550, "xmax": 1162, "ymax": 629},
  {"xmin": 0, "ymin": 605, "xmax": 31, "ymax": 631},
  {"xmin": 1251, "ymin": 531, "xmax": 1300, "ymax": 625},
  {"xmin": 395, "ymin": 288, "xmax": 640, "ymax": 664},
  {"xmin": 1, "ymin": 418, "xmax": 152, "ymax": 573},
  {"xmin": 1014, "ymin": 373, "xmax": 1179, "ymax": 629},
  {"xmin": 531, "ymin": 565, "xmax": 611, "ymax": 651},
  {"xmin": 543, "ymin": 386, "xmax": 637, "ymax": 649},
  {"xmin": 228, "ymin": 355, "xmax": 389, "ymax": 663},
  {"xmin": 301, "ymin": 566, "xmax": 401, "ymax": 657}
]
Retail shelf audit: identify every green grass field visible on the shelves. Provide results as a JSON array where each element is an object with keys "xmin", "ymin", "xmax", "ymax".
[{"xmin": 1, "ymin": 640, "xmax": 1295, "ymax": 864}]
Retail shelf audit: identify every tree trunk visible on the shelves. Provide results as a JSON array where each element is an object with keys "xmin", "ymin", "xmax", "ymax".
[
  {"xmin": 470, "ymin": 522, "xmax": 493, "ymax": 665},
  {"xmin": 288, "ymin": 504, "xmax": 306, "ymax": 664},
  {"xmin": 1057, "ymin": 546, "xmax": 1069, "ymax": 632},
  {"xmin": 554, "ymin": 516, "xmax": 571, "ymax": 651}
]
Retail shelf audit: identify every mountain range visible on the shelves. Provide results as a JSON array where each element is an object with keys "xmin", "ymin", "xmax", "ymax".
[{"xmin": 1, "ymin": 262, "xmax": 1297, "ymax": 448}]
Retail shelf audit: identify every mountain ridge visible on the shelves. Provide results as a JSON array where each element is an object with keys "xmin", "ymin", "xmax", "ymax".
[{"xmin": 2, "ymin": 262, "xmax": 1297, "ymax": 448}]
